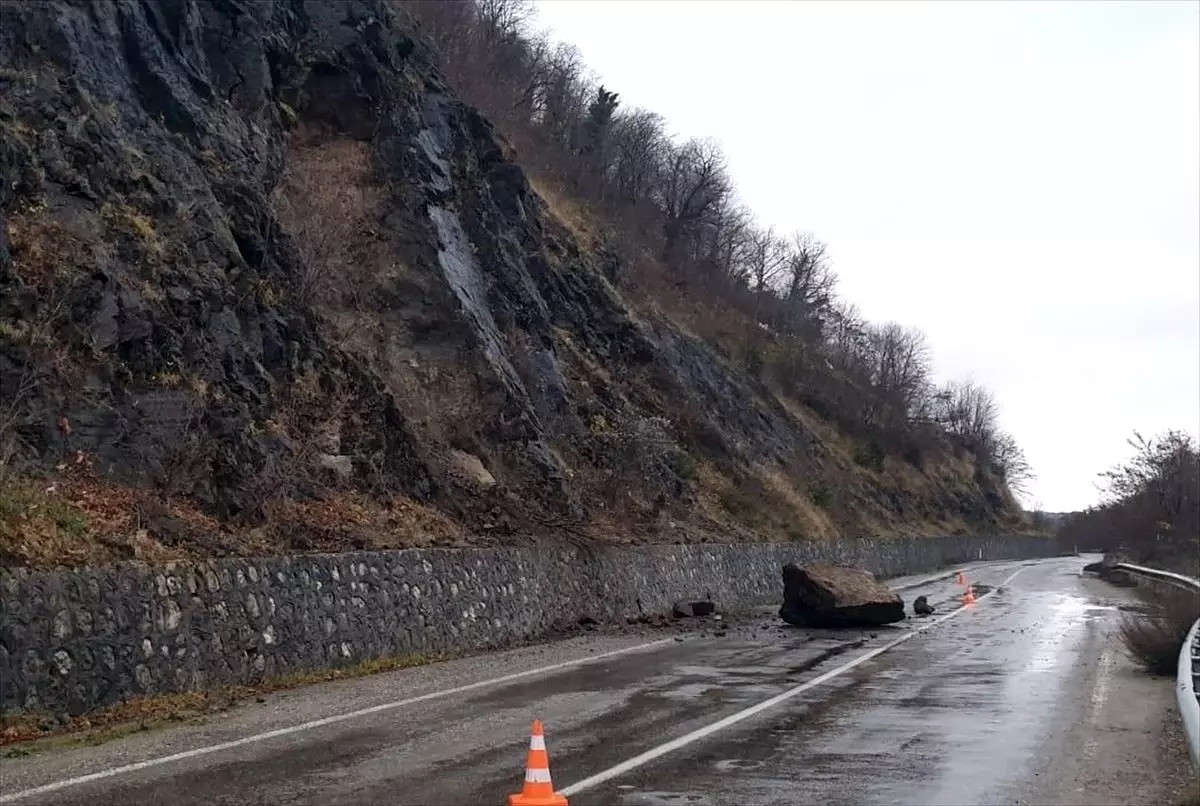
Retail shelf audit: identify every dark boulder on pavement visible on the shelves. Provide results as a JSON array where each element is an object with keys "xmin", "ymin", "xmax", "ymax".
[
  {"xmin": 1082, "ymin": 553, "xmax": 1137, "ymax": 586},
  {"xmin": 691, "ymin": 600, "xmax": 717, "ymax": 617},
  {"xmin": 779, "ymin": 563, "xmax": 905, "ymax": 628},
  {"xmin": 1105, "ymin": 569, "xmax": 1137, "ymax": 587},
  {"xmin": 1083, "ymin": 552, "xmax": 1123, "ymax": 575},
  {"xmin": 913, "ymin": 595, "xmax": 935, "ymax": 616},
  {"xmin": 673, "ymin": 600, "xmax": 718, "ymax": 619}
]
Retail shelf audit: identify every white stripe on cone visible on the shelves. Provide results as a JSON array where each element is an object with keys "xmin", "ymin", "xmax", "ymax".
[
  {"xmin": 530, "ymin": 735, "xmax": 546, "ymax": 750},
  {"xmin": 525, "ymin": 768, "xmax": 552, "ymax": 783}
]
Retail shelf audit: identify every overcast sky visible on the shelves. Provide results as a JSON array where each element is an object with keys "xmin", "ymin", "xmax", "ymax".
[{"xmin": 532, "ymin": 0, "xmax": 1200, "ymax": 512}]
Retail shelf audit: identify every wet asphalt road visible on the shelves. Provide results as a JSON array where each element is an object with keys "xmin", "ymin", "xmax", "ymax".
[{"xmin": 1, "ymin": 556, "xmax": 1193, "ymax": 805}]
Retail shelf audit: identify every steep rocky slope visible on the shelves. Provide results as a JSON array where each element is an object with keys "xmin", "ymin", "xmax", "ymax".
[{"xmin": 0, "ymin": 0, "xmax": 1023, "ymax": 566}]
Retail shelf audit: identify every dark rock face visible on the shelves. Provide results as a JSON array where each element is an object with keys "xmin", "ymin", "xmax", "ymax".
[
  {"xmin": 0, "ymin": 0, "xmax": 653, "ymax": 543},
  {"xmin": 0, "ymin": 0, "xmax": 1024, "ymax": 558},
  {"xmin": 0, "ymin": 0, "xmax": 445, "ymax": 525},
  {"xmin": 779, "ymin": 563, "xmax": 905, "ymax": 627}
]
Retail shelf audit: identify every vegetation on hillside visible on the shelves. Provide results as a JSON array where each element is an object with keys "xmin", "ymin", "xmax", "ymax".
[
  {"xmin": 1059, "ymin": 430, "xmax": 1200, "ymax": 572},
  {"xmin": 0, "ymin": 0, "xmax": 1035, "ymax": 567},
  {"xmin": 394, "ymin": 0, "xmax": 1033, "ymax": 495},
  {"xmin": 1067, "ymin": 428, "xmax": 1197, "ymax": 678}
]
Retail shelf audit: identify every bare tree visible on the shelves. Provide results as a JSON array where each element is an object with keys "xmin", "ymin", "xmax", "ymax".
[
  {"xmin": 573, "ymin": 85, "xmax": 620, "ymax": 195},
  {"xmin": 702, "ymin": 198, "xmax": 753, "ymax": 285},
  {"xmin": 393, "ymin": 2, "xmax": 480, "ymax": 93},
  {"xmin": 608, "ymin": 109, "xmax": 669, "ymax": 205},
  {"xmin": 537, "ymin": 42, "xmax": 592, "ymax": 153},
  {"xmin": 396, "ymin": 0, "xmax": 549, "ymax": 135},
  {"xmin": 742, "ymin": 225, "xmax": 789, "ymax": 321},
  {"xmin": 924, "ymin": 378, "xmax": 1034, "ymax": 497},
  {"xmin": 862, "ymin": 322, "xmax": 931, "ymax": 422},
  {"xmin": 1099, "ymin": 431, "xmax": 1199, "ymax": 538},
  {"xmin": 1061, "ymin": 430, "xmax": 1199, "ymax": 566},
  {"xmin": 654, "ymin": 138, "xmax": 731, "ymax": 267},
  {"xmin": 932, "ymin": 377, "xmax": 998, "ymax": 451},
  {"xmin": 475, "ymin": 0, "xmax": 535, "ymax": 38},
  {"xmin": 781, "ymin": 231, "xmax": 835, "ymax": 339},
  {"xmin": 823, "ymin": 301, "xmax": 867, "ymax": 371},
  {"xmin": 991, "ymin": 431, "xmax": 1034, "ymax": 496}
]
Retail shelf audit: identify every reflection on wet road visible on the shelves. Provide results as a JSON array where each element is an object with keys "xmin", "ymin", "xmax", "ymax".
[
  {"xmin": 1, "ymin": 558, "xmax": 1192, "ymax": 806},
  {"xmin": 575, "ymin": 559, "xmax": 1190, "ymax": 806}
]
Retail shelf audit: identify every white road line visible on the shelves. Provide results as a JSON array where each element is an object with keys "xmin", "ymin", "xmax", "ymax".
[
  {"xmin": 889, "ymin": 560, "xmax": 1018, "ymax": 592},
  {"xmin": 889, "ymin": 569, "xmax": 961, "ymax": 591},
  {"xmin": 1, "ymin": 560, "xmax": 1033, "ymax": 802},
  {"xmin": 0, "ymin": 638, "xmax": 677, "ymax": 805},
  {"xmin": 560, "ymin": 565, "xmax": 1028, "ymax": 797}
]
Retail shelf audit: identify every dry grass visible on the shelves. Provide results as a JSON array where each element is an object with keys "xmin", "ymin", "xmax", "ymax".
[
  {"xmin": 96, "ymin": 202, "xmax": 169, "ymax": 265},
  {"xmin": 758, "ymin": 466, "xmax": 839, "ymax": 540},
  {"xmin": 273, "ymin": 137, "xmax": 380, "ymax": 307},
  {"xmin": 5, "ymin": 212, "xmax": 86, "ymax": 288},
  {"xmin": 0, "ymin": 478, "xmax": 90, "ymax": 546},
  {"xmin": 263, "ymin": 491, "xmax": 465, "ymax": 549},
  {"xmin": 0, "ymin": 467, "xmax": 467, "ymax": 568},
  {"xmin": 521, "ymin": 165, "xmax": 1008, "ymax": 544},
  {"xmin": 0, "ymin": 651, "xmax": 449, "ymax": 752},
  {"xmin": 1118, "ymin": 588, "xmax": 1200, "ymax": 676},
  {"xmin": 775, "ymin": 395, "xmax": 854, "ymax": 464},
  {"xmin": 528, "ymin": 175, "xmax": 599, "ymax": 250},
  {"xmin": 0, "ymin": 475, "xmax": 185, "ymax": 567}
]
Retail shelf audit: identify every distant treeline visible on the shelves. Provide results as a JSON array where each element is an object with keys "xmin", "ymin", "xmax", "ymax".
[{"xmin": 1058, "ymin": 430, "xmax": 1199, "ymax": 572}]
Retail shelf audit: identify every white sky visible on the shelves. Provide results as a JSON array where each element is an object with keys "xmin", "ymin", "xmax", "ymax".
[{"xmin": 532, "ymin": 0, "xmax": 1200, "ymax": 512}]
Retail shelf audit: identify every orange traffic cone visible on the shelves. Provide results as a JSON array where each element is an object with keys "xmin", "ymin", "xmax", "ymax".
[
  {"xmin": 962, "ymin": 584, "xmax": 976, "ymax": 605},
  {"xmin": 955, "ymin": 570, "xmax": 966, "ymax": 586},
  {"xmin": 509, "ymin": 720, "xmax": 568, "ymax": 806}
]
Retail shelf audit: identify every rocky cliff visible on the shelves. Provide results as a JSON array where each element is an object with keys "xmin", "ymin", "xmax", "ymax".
[{"xmin": 0, "ymin": 0, "xmax": 1023, "ymax": 566}]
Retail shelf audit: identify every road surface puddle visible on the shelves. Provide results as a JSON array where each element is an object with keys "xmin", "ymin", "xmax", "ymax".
[
  {"xmin": 713, "ymin": 758, "xmax": 765, "ymax": 772},
  {"xmin": 656, "ymin": 682, "xmax": 726, "ymax": 701},
  {"xmin": 617, "ymin": 791, "xmax": 713, "ymax": 806}
]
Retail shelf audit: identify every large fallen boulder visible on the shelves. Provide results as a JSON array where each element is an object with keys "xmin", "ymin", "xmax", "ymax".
[{"xmin": 779, "ymin": 563, "xmax": 905, "ymax": 627}]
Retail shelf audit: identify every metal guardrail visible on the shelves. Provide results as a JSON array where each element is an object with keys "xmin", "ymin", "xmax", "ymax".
[{"xmin": 1113, "ymin": 562, "xmax": 1200, "ymax": 769}]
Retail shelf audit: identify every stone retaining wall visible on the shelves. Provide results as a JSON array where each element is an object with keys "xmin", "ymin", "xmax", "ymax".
[{"xmin": 0, "ymin": 535, "xmax": 1056, "ymax": 716}]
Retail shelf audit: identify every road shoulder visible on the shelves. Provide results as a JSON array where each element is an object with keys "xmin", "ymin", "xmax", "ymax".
[{"xmin": 1011, "ymin": 604, "xmax": 1197, "ymax": 806}]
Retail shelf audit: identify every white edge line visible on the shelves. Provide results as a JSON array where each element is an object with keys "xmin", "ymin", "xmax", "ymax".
[
  {"xmin": 2, "ymin": 560, "xmax": 1029, "ymax": 803},
  {"xmin": 889, "ymin": 559, "xmax": 1022, "ymax": 593},
  {"xmin": 559, "ymin": 565, "xmax": 1028, "ymax": 797},
  {"xmin": 0, "ymin": 637, "xmax": 677, "ymax": 804},
  {"xmin": 890, "ymin": 569, "xmax": 960, "ymax": 591}
]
